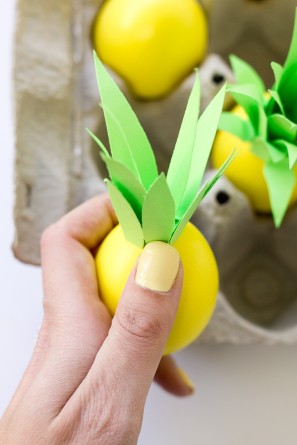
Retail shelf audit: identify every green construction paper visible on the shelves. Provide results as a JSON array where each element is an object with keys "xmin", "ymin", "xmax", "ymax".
[
  {"xmin": 268, "ymin": 89, "xmax": 285, "ymax": 115},
  {"xmin": 218, "ymin": 112, "xmax": 255, "ymax": 141},
  {"xmin": 271, "ymin": 62, "xmax": 284, "ymax": 88},
  {"xmin": 230, "ymin": 54, "xmax": 266, "ymax": 96},
  {"xmin": 227, "ymin": 84, "xmax": 262, "ymax": 130},
  {"xmin": 86, "ymin": 128, "xmax": 110, "ymax": 158},
  {"xmin": 176, "ymin": 84, "xmax": 226, "ymax": 218},
  {"xmin": 267, "ymin": 114, "xmax": 297, "ymax": 143},
  {"xmin": 171, "ymin": 149, "xmax": 237, "ymax": 244},
  {"xmin": 266, "ymin": 141, "xmax": 286, "ymax": 163},
  {"xmin": 277, "ymin": 63, "xmax": 297, "ymax": 123},
  {"xmin": 263, "ymin": 159, "xmax": 296, "ymax": 227},
  {"xmin": 142, "ymin": 173, "xmax": 176, "ymax": 244},
  {"xmin": 257, "ymin": 106, "xmax": 267, "ymax": 139},
  {"xmin": 94, "ymin": 52, "xmax": 158, "ymax": 189},
  {"xmin": 252, "ymin": 137, "xmax": 286, "ymax": 163},
  {"xmin": 166, "ymin": 71, "xmax": 200, "ymax": 210},
  {"xmin": 106, "ymin": 180, "xmax": 144, "ymax": 247},
  {"xmin": 273, "ymin": 140, "xmax": 297, "ymax": 169},
  {"xmin": 101, "ymin": 155, "xmax": 146, "ymax": 220},
  {"xmin": 90, "ymin": 54, "xmax": 236, "ymax": 245},
  {"xmin": 283, "ymin": 9, "xmax": 297, "ymax": 71},
  {"xmin": 250, "ymin": 137, "xmax": 270, "ymax": 161}
]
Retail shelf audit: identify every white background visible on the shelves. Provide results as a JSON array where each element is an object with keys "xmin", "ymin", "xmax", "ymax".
[{"xmin": 1, "ymin": 3, "xmax": 297, "ymax": 445}]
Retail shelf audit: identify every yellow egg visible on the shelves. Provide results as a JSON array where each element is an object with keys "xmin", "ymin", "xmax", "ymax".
[
  {"xmin": 93, "ymin": 0, "xmax": 208, "ymax": 99},
  {"xmin": 96, "ymin": 222, "xmax": 218, "ymax": 354},
  {"xmin": 211, "ymin": 105, "xmax": 297, "ymax": 213}
]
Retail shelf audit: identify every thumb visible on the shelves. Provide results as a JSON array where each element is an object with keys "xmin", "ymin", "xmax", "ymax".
[{"xmin": 86, "ymin": 241, "xmax": 183, "ymax": 406}]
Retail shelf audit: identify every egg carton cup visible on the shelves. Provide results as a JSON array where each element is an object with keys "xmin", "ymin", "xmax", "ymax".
[
  {"xmin": 13, "ymin": 0, "xmax": 297, "ymax": 344},
  {"xmin": 194, "ymin": 174, "xmax": 297, "ymax": 344}
]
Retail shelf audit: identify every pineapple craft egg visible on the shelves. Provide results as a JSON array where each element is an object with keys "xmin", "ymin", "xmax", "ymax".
[
  {"xmin": 212, "ymin": 10, "xmax": 297, "ymax": 228},
  {"xmin": 92, "ymin": 0, "xmax": 208, "ymax": 99},
  {"xmin": 88, "ymin": 54, "xmax": 236, "ymax": 355}
]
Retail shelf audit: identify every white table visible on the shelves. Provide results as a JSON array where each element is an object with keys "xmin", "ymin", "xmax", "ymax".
[{"xmin": 1, "ymin": 3, "xmax": 297, "ymax": 444}]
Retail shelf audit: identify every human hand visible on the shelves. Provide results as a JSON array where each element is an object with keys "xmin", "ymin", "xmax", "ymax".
[{"xmin": 0, "ymin": 193, "xmax": 193, "ymax": 445}]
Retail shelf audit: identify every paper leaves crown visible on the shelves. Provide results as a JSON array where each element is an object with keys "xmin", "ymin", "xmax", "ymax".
[
  {"xmin": 88, "ymin": 53, "xmax": 235, "ymax": 248},
  {"xmin": 219, "ymin": 9, "xmax": 297, "ymax": 228}
]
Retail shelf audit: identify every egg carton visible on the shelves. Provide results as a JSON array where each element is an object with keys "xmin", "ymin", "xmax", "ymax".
[
  {"xmin": 193, "ymin": 175, "xmax": 297, "ymax": 344},
  {"xmin": 13, "ymin": 0, "xmax": 297, "ymax": 344}
]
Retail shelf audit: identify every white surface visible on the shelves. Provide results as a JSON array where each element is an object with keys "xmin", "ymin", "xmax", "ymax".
[{"xmin": 1, "ymin": 3, "xmax": 297, "ymax": 445}]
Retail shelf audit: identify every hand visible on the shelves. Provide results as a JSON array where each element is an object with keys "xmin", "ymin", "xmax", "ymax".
[{"xmin": 0, "ymin": 193, "xmax": 193, "ymax": 445}]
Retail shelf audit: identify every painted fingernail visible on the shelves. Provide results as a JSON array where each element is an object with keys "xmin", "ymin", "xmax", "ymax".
[
  {"xmin": 178, "ymin": 368, "xmax": 195, "ymax": 394},
  {"xmin": 135, "ymin": 241, "xmax": 180, "ymax": 292}
]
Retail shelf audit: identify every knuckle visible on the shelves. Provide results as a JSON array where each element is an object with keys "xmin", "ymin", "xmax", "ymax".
[
  {"xmin": 40, "ymin": 223, "xmax": 61, "ymax": 253},
  {"xmin": 115, "ymin": 304, "xmax": 164, "ymax": 342}
]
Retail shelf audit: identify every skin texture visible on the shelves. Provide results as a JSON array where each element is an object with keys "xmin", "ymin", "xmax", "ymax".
[{"xmin": 0, "ymin": 194, "xmax": 193, "ymax": 445}]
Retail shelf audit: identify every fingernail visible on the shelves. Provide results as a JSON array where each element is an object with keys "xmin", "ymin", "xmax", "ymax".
[
  {"xmin": 178, "ymin": 368, "xmax": 195, "ymax": 394},
  {"xmin": 135, "ymin": 241, "xmax": 180, "ymax": 292}
]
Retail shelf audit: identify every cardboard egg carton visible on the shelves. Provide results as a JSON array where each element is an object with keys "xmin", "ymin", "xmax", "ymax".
[
  {"xmin": 13, "ymin": 0, "xmax": 297, "ymax": 343},
  {"xmin": 192, "ymin": 174, "xmax": 297, "ymax": 344}
]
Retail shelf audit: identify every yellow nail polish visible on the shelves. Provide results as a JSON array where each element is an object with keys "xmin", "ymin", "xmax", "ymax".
[{"xmin": 135, "ymin": 241, "xmax": 180, "ymax": 292}]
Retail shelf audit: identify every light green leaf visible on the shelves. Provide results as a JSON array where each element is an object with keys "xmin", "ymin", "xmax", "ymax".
[
  {"xmin": 268, "ymin": 89, "xmax": 285, "ymax": 115},
  {"xmin": 251, "ymin": 138, "xmax": 270, "ymax": 161},
  {"xmin": 230, "ymin": 54, "xmax": 266, "ymax": 95},
  {"xmin": 106, "ymin": 181, "xmax": 144, "ymax": 248},
  {"xmin": 258, "ymin": 106, "xmax": 267, "ymax": 139},
  {"xmin": 171, "ymin": 149, "xmax": 237, "ymax": 244},
  {"xmin": 271, "ymin": 62, "xmax": 284, "ymax": 88},
  {"xmin": 142, "ymin": 173, "xmax": 176, "ymax": 244},
  {"xmin": 227, "ymin": 84, "xmax": 262, "ymax": 130},
  {"xmin": 266, "ymin": 141, "xmax": 286, "ymax": 163},
  {"xmin": 263, "ymin": 159, "xmax": 296, "ymax": 227},
  {"xmin": 86, "ymin": 128, "xmax": 110, "ymax": 157},
  {"xmin": 167, "ymin": 71, "xmax": 201, "ymax": 209},
  {"xmin": 267, "ymin": 114, "xmax": 297, "ymax": 143},
  {"xmin": 273, "ymin": 140, "xmax": 297, "ymax": 169},
  {"xmin": 283, "ymin": 9, "xmax": 297, "ymax": 71},
  {"xmin": 101, "ymin": 155, "xmax": 146, "ymax": 220},
  {"xmin": 176, "ymin": 83, "xmax": 226, "ymax": 218},
  {"xmin": 218, "ymin": 112, "xmax": 255, "ymax": 141},
  {"xmin": 94, "ymin": 52, "xmax": 158, "ymax": 189}
]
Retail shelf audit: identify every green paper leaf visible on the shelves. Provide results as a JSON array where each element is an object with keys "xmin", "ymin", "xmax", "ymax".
[
  {"xmin": 176, "ymin": 83, "xmax": 226, "ymax": 218},
  {"xmin": 271, "ymin": 62, "xmax": 284, "ymax": 88},
  {"xmin": 107, "ymin": 181, "xmax": 144, "ymax": 247},
  {"xmin": 268, "ymin": 89, "xmax": 285, "ymax": 115},
  {"xmin": 230, "ymin": 54, "xmax": 266, "ymax": 96},
  {"xmin": 167, "ymin": 71, "xmax": 200, "ymax": 210},
  {"xmin": 273, "ymin": 140, "xmax": 297, "ymax": 169},
  {"xmin": 142, "ymin": 173, "xmax": 176, "ymax": 244},
  {"xmin": 263, "ymin": 159, "xmax": 296, "ymax": 227},
  {"xmin": 94, "ymin": 52, "xmax": 158, "ymax": 189},
  {"xmin": 171, "ymin": 149, "xmax": 237, "ymax": 244},
  {"xmin": 267, "ymin": 114, "xmax": 297, "ymax": 143},
  {"xmin": 283, "ymin": 9, "xmax": 297, "ymax": 71},
  {"xmin": 251, "ymin": 138, "xmax": 270, "ymax": 161},
  {"xmin": 101, "ymin": 155, "xmax": 146, "ymax": 220},
  {"xmin": 218, "ymin": 112, "xmax": 255, "ymax": 141},
  {"xmin": 227, "ymin": 84, "xmax": 262, "ymax": 130},
  {"xmin": 252, "ymin": 137, "xmax": 285, "ymax": 163},
  {"xmin": 258, "ymin": 106, "xmax": 267, "ymax": 139},
  {"xmin": 266, "ymin": 141, "xmax": 286, "ymax": 163},
  {"xmin": 86, "ymin": 128, "xmax": 110, "ymax": 158}
]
